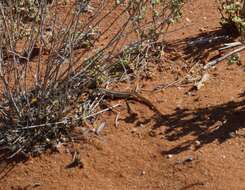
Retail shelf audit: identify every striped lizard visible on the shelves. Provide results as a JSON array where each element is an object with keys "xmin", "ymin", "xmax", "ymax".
[{"xmin": 97, "ymin": 88, "xmax": 162, "ymax": 116}]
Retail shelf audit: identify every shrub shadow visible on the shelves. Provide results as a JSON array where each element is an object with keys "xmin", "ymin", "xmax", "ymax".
[
  {"xmin": 154, "ymin": 93, "xmax": 245, "ymax": 155},
  {"xmin": 165, "ymin": 26, "xmax": 239, "ymax": 64}
]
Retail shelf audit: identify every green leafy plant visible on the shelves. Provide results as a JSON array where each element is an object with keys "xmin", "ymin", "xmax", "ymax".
[{"xmin": 227, "ymin": 53, "xmax": 241, "ymax": 64}]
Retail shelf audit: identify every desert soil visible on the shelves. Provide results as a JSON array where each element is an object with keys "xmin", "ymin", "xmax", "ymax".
[{"xmin": 1, "ymin": 0, "xmax": 245, "ymax": 190}]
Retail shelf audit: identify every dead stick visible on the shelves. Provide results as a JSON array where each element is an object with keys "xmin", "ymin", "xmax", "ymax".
[{"xmin": 204, "ymin": 45, "xmax": 245, "ymax": 70}]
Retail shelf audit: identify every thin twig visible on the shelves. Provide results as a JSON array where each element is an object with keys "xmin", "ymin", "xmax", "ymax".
[
  {"xmin": 16, "ymin": 104, "xmax": 121, "ymax": 130},
  {"xmin": 219, "ymin": 41, "xmax": 242, "ymax": 50},
  {"xmin": 204, "ymin": 45, "xmax": 245, "ymax": 69}
]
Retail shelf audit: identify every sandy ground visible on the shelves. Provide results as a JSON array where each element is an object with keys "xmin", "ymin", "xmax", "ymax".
[{"xmin": 0, "ymin": 0, "xmax": 245, "ymax": 189}]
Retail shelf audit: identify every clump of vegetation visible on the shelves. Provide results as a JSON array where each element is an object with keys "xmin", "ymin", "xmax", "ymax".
[
  {"xmin": 0, "ymin": 0, "xmax": 184, "ymax": 161},
  {"xmin": 218, "ymin": 0, "xmax": 245, "ymax": 37}
]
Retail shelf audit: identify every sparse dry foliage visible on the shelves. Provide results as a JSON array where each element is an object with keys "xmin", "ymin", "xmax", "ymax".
[
  {"xmin": 0, "ymin": 0, "xmax": 184, "ymax": 160},
  {"xmin": 218, "ymin": 0, "xmax": 245, "ymax": 37}
]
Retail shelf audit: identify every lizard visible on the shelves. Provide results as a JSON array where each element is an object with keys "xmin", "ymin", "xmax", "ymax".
[{"xmin": 96, "ymin": 88, "xmax": 163, "ymax": 116}]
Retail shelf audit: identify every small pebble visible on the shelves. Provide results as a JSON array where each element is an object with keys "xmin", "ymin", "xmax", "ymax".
[
  {"xmin": 139, "ymin": 124, "xmax": 145, "ymax": 128},
  {"xmin": 167, "ymin": 154, "xmax": 173, "ymax": 159},
  {"xmin": 131, "ymin": 128, "xmax": 137, "ymax": 133},
  {"xmin": 229, "ymin": 132, "xmax": 236, "ymax": 138},
  {"xmin": 184, "ymin": 156, "xmax": 193, "ymax": 162},
  {"xmin": 195, "ymin": 140, "xmax": 201, "ymax": 146},
  {"xmin": 186, "ymin": 17, "xmax": 191, "ymax": 23}
]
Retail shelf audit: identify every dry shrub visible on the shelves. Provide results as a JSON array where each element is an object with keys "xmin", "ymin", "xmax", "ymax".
[
  {"xmin": 0, "ymin": 0, "xmax": 184, "ymax": 160},
  {"xmin": 218, "ymin": 0, "xmax": 245, "ymax": 36}
]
